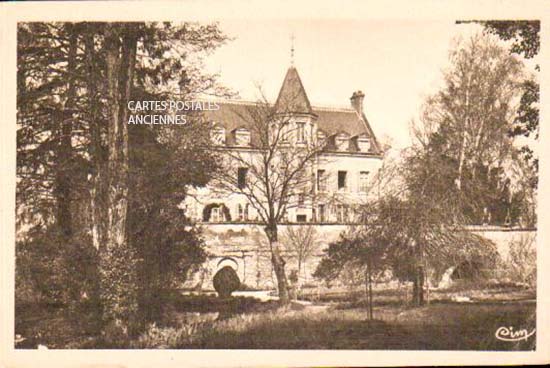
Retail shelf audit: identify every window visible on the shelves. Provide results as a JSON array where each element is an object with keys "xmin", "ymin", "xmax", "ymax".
[
  {"xmin": 234, "ymin": 128, "xmax": 251, "ymax": 146},
  {"xmin": 336, "ymin": 204, "xmax": 348, "ymax": 223},
  {"xmin": 236, "ymin": 203, "xmax": 249, "ymax": 221},
  {"xmin": 359, "ymin": 171, "xmax": 370, "ymax": 192},
  {"xmin": 338, "ymin": 171, "xmax": 347, "ymax": 190},
  {"xmin": 317, "ymin": 130, "xmax": 327, "ymax": 145},
  {"xmin": 211, "ymin": 207, "xmax": 222, "ymax": 222},
  {"xmin": 356, "ymin": 135, "xmax": 371, "ymax": 152},
  {"xmin": 297, "ymin": 122, "xmax": 306, "ymax": 143},
  {"xmin": 296, "ymin": 214, "xmax": 307, "ymax": 222},
  {"xmin": 211, "ymin": 126, "xmax": 225, "ymax": 145},
  {"xmin": 297, "ymin": 192, "xmax": 306, "ymax": 207},
  {"xmin": 318, "ymin": 204, "xmax": 326, "ymax": 222},
  {"xmin": 237, "ymin": 167, "xmax": 248, "ymax": 189},
  {"xmin": 317, "ymin": 169, "xmax": 327, "ymax": 192},
  {"xmin": 237, "ymin": 204, "xmax": 244, "ymax": 221},
  {"xmin": 335, "ymin": 133, "xmax": 349, "ymax": 151},
  {"xmin": 280, "ymin": 122, "xmax": 290, "ymax": 143}
]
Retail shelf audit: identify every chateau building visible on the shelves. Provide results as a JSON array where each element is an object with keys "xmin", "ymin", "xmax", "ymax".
[
  {"xmin": 185, "ymin": 66, "xmax": 383, "ymax": 225},
  {"xmin": 182, "ymin": 65, "xmax": 385, "ymax": 289}
]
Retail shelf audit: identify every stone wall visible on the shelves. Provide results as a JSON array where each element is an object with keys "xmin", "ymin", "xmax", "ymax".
[
  {"xmin": 469, "ymin": 226, "xmax": 536, "ymax": 260},
  {"xmin": 184, "ymin": 223, "xmax": 537, "ymax": 291}
]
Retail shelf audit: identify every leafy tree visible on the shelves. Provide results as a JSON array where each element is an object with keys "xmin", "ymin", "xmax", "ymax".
[
  {"xmin": 93, "ymin": 23, "xmax": 227, "ymax": 334},
  {"xmin": 314, "ymin": 222, "xmax": 387, "ymax": 318},
  {"xmin": 128, "ymin": 122, "xmax": 214, "ymax": 321},
  {"xmin": 396, "ymin": 148, "xmax": 500, "ymax": 304},
  {"xmin": 316, "ymin": 144, "xmax": 500, "ymax": 307},
  {"xmin": 482, "ymin": 21, "xmax": 539, "ymax": 187},
  {"xmin": 16, "ymin": 21, "xmax": 229, "ymax": 336},
  {"xmin": 412, "ymin": 33, "xmax": 532, "ymax": 225},
  {"xmin": 17, "ymin": 23, "xmax": 98, "ymax": 307},
  {"xmin": 315, "ymin": 193, "xmax": 499, "ymax": 307},
  {"xmin": 457, "ymin": 20, "xmax": 539, "ymax": 186},
  {"xmin": 481, "ymin": 21, "xmax": 540, "ymax": 61}
]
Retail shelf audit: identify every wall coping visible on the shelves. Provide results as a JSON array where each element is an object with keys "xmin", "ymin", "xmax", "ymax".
[{"xmin": 195, "ymin": 222, "xmax": 536, "ymax": 232}]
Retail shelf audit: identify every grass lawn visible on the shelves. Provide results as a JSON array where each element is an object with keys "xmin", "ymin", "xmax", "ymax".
[
  {"xmin": 15, "ymin": 286, "xmax": 536, "ymax": 350},
  {"xmin": 173, "ymin": 301, "xmax": 535, "ymax": 350}
]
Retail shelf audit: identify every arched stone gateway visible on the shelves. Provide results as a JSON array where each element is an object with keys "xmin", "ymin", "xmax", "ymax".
[
  {"xmin": 184, "ymin": 255, "xmax": 246, "ymax": 291},
  {"xmin": 216, "ymin": 257, "xmax": 239, "ymax": 273}
]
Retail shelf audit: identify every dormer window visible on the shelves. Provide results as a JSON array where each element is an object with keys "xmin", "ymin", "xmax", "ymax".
[
  {"xmin": 354, "ymin": 133, "xmax": 371, "ymax": 152},
  {"xmin": 211, "ymin": 125, "xmax": 226, "ymax": 145},
  {"xmin": 234, "ymin": 127, "xmax": 251, "ymax": 146},
  {"xmin": 317, "ymin": 130, "xmax": 327, "ymax": 146},
  {"xmin": 335, "ymin": 132, "xmax": 350, "ymax": 151}
]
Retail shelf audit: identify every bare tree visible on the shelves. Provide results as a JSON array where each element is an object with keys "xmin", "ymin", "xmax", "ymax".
[
  {"xmin": 212, "ymin": 91, "xmax": 325, "ymax": 304},
  {"xmin": 282, "ymin": 225, "xmax": 322, "ymax": 285}
]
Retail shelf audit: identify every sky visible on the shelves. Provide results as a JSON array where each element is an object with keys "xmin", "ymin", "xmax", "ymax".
[{"xmin": 201, "ymin": 19, "xmax": 489, "ymax": 149}]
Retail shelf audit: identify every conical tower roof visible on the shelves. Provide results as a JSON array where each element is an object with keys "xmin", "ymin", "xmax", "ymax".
[{"xmin": 274, "ymin": 66, "xmax": 314, "ymax": 115}]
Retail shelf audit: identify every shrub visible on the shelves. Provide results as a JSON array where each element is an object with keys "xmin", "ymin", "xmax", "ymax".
[
  {"xmin": 133, "ymin": 312, "xmax": 218, "ymax": 348},
  {"xmin": 134, "ymin": 322, "xmax": 199, "ymax": 348},
  {"xmin": 213, "ymin": 266, "xmax": 240, "ymax": 298},
  {"xmin": 15, "ymin": 225, "xmax": 99, "ymax": 307},
  {"xmin": 506, "ymin": 234, "xmax": 536, "ymax": 288}
]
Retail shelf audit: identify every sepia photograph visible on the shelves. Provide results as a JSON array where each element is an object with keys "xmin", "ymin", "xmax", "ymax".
[{"xmin": 1, "ymin": 1, "xmax": 549, "ymax": 366}]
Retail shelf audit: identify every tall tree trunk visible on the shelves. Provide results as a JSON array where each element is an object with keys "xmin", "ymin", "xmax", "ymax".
[
  {"xmin": 53, "ymin": 25, "xmax": 78, "ymax": 305},
  {"xmin": 85, "ymin": 25, "xmax": 107, "ymax": 252},
  {"xmin": 302, "ymin": 256, "xmax": 308, "ymax": 284},
  {"xmin": 412, "ymin": 266, "xmax": 425, "ymax": 306},
  {"xmin": 368, "ymin": 263, "xmax": 374, "ymax": 320},
  {"xmin": 85, "ymin": 25, "xmax": 107, "ymax": 324},
  {"xmin": 297, "ymin": 258, "xmax": 303, "ymax": 286},
  {"xmin": 423, "ymin": 255, "xmax": 430, "ymax": 305},
  {"xmin": 265, "ymin": 223, "xmax": 290, "ymax": 304},
  {"xmin": 456, "ymin": 125, "xmax": 467, "ymax": 191},
  {"xmin": 55, "ymin": 24, "xmax": 77, "ymax": 241},
  {"xmin": 364, "ymin": 267, "xmax": 371, "ymax": 319},
  {"xmin": 456, "ymin": 69, "xmax": 473, "ymax": 191},
  {"xmin": 100, "ymin": 23, "xmax": 139, "ymax": 336}
]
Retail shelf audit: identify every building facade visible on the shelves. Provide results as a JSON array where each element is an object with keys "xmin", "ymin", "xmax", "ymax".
[{"xmin": 184, "ymin": 66, "xmax": 384, "ymax": 289}]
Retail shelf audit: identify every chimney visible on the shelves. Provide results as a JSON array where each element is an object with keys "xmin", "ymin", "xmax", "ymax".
[{"xmin": 350, "ymin": 90, "xmax": 365, "ymax": 114}]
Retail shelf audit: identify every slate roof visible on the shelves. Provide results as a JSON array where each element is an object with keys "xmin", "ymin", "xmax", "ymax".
[
  {"xmin": 274, "ymin": 66, "xmax": 314, "ymax": 115},
  {"xmin": 201, "ymin": 67, "xmax": 382, "ymax": 155}
]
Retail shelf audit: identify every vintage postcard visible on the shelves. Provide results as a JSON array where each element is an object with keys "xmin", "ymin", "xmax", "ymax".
[{"xmin": 1, "ymin": 0, "xmax": 549, "ymax": 367}]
